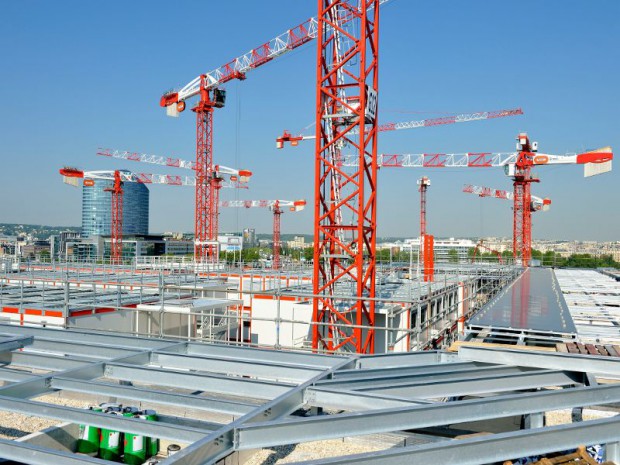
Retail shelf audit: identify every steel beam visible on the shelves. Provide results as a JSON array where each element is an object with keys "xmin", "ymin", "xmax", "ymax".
[
  {"xmin": 104, "ymin": 363, "xmax": 293, "ymax": 400},
  {"xmin": 185, "ymin": 342, "xmax": 347, "ymax": 368},
  {"xmin": 237, "ymin": 384, "xmax": 620, "ymax": 449},
  {"xmin": 29, "ymin": 338, "xmax": 140, "ymax": 360},
  {"xmin": 330, "ymin": 361, "xmax": 488, "ymax": 380},
  {"xmin": 0, "ymin": 376, "xmax": 52, "ymax": 399},
  {"xmin": 0, "ymin": 325, "xmax": 179, "ymax": 350},
  {"xmin": 355, "ymin": 351, "xmax": 443, "ymax": 369},
  {"xmin": 0, "ymin": 335, "xmax": 33, "ymax": 353},
  {"xmin": 152, "ymin": 351, "xmax": 323, "ymax": 383},
  {"xmin": 0, "ymin": 351, "xmax": 90, "ymax": 372},
  {"xmin": 305, "ymin": 388, "xmax": 429, "ymax": 411},
  {"xmin": 0, "ymin": 367, "xmax": 37, "ymax": 383},
  {"xmin": 51, "ymin": 377, "xmax": 255, "ymax": 416},
  {"xmin": 317, "ymin": 365, "xmax": 539, "ymax": 391},
  {"xmin": 285, "ymin": 415, "xmax": 620, "ymax": 465},
  {"xmin": 459, "ymin": 346, "xmax": 620, "ymax": 377},
  {"xmin": 0, "ymin": 438, "xmax": 106, "ymax": 465},
  {"xmin": 356, "ymin": 370, "xmax": 581, "ymax": 398}
]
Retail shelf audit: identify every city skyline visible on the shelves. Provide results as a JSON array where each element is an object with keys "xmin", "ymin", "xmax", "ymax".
[{"xmin": 0, "ymin": 1, "xmax": 618, "ymax": 241}]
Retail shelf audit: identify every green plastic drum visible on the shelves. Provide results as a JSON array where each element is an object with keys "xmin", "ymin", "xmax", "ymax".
[
  {"xmin": 99, "ymin": 412, "xmax": 123, "ymax": 462},
  {"xmin": 122, "ymin": 407, "xmax": 146, "ymax": 464},
  {"xmin": 123, "ymin": 430, "xmax": 146, "ymax": 464},
  {"xmin": 76, "ymin": 406, "xmax": 101, "ymax": 456},
  {"xmin": 140, "ymin": 409, "xmax": 159, "ymax": 458}
]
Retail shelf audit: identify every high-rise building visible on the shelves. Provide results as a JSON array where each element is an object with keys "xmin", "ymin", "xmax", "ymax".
[
  {"xmin": 242, "ymin": 228, "xmax": 256, "ymax": 248},
  {"xmin": 81, "ymin": 173, "xmax": 149, "ymax": 238}
]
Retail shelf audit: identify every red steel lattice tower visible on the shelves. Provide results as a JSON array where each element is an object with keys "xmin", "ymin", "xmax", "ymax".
[
  {"xmin": 418, "ymin": 176, "xmax": 430, "ymax": 237},
  {"xmin": 423, "ymin": 234, "xmax": 434, "ymax": 282},
  {"xmin": 312, "ymin": 0, "xmax": 380, "ymax": 354},
  {"xmin": 104, "ymin": 170, "xmax": 124, "ymax": 264},
  {"xmin": 272, "ymin": 201, "xmax": 283, "ymax": 270},
  {"xmin": 418, "ymin": 176, "xmax": 433, "ymax": 282},
  {"xmin": 193, "ymin": 77, "xmax": 221, "ymax": 261},
  {"xmin": 513, "ymin": 134, "xmax": 539, "ymax": 267}
]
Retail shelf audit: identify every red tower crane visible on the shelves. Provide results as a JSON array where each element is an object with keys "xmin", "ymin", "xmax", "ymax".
[
  {"xmin": 157, "ymin": 4, "xmax": 385, "ymax": 263},
  {"xmin": 276, "ymin": 107, "xmax": 524, "ymax": 148},
  {"xmin": 219, "ymin": 199, "xmax": 306, "ymax": 270},
  {"xmin": 104, "ymin": 171, "xmax": 123, "ymax": 264},
  {"xmin": 343, "ymin": 135, "xmax": 613, "ymax": 266}
]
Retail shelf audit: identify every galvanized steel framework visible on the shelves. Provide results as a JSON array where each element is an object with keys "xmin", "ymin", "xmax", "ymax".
[{"xmin": 0, "ymin": 325, "xmax": 619, "ymax": 464}]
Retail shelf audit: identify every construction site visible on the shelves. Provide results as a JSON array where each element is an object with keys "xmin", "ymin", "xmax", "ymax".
[{"xmin": 0, "ymin": 1, "xmax": 619, "ymax": 465}]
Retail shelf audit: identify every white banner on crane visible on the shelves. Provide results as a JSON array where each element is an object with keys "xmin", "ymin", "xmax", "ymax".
[
  {"xmin": 166, "ymin": 105, "xmax": 180, "ymax": 118},
  {"xmin": 584, "ymin": 160, "xmax": 612, "ymax": 177}
]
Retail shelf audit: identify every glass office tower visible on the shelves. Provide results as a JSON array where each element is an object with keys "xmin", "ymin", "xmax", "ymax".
[{"xmin": 81, "ymin": 173, "xmax": 149, "ymax": 237}]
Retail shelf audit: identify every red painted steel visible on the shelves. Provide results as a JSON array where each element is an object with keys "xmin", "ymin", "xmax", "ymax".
[
  {"xmin": 312, "ymin": 0, "xmax": 380, "ymax": 354},
  {"xmin": 418, "ymin": 177, "xmax": 430, "ymax": 237},
  {"xmin": 272, "ymin": 201, "xmax": 282, "ymax": 270},
  {"xmin": 512, "ymin": 135, "xmax": 539, "ymax": 267},
  {"xmin": 423, "ymin": 234, "xmax": 434, "ymax": 282},
  {"xmin": 193, "ymin": 76, "xmax": 218, "ymax": 261},
  {"xmin": 104, "ymin": 170, "xmax": 123, "ymax": 264}
]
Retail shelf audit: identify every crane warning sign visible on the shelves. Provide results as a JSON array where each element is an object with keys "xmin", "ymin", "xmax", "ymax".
[{"xmin": 365, "ymin": 85, "xmax": 378, "ymax": 123}]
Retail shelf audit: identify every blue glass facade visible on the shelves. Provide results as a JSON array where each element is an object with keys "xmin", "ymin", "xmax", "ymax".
[{"xmin": 81, "ymin": 174, "xmax": 149, "ymax": 237}]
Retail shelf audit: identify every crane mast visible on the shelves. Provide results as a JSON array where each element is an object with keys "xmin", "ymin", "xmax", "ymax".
[
  {"xmin": 418, "ymin": 177, "xmax": 430, "ymax": 237},
  {"xmin": 104, "ymin": 171, "xmax": 123, "ymax": 264},
  {"xmin": 512, "ymin": 134, "xmax": 537, "ymax": 266},
  {"xmin": 312, "ymin": 0, "xmax": 380, "ymax": 354},
  {"xmin": 417, "ymin": 176, "xmax": 433, "ymax": 282},
  {"xmin": 272, "ymin": 201, "xmax": 283, "ymax": 270}
]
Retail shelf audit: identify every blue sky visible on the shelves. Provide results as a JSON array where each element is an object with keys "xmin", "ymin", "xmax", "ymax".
[{"xmin": 0, "ymin": 1, "xmax": 618, "ymax": 241}]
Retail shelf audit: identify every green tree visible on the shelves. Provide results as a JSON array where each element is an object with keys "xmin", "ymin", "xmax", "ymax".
[
  {"xmin": 531, "ymin": 249, "xmax": 543, "ymax": 262},
  {"xmin": 447, "ymin": 248, "xmax": 459, "ymax": 263},
  {"xmin": 241, "ymin": 247, "xmax": 260, "ymax": 262}
]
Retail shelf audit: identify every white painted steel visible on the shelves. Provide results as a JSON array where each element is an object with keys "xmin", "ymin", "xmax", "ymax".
[{"xmin": 164, "ymin": 1, "xmax": 389, "ymax": 104}]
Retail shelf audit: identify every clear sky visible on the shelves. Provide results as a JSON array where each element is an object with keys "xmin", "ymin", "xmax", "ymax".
[{"xmin": 0, "ymin": 1, "xmax": 618, "ymax": 241}]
